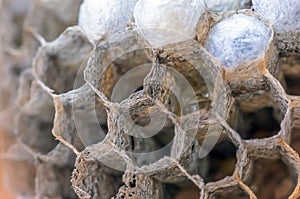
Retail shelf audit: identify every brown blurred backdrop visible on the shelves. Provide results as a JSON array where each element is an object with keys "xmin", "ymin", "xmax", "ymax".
[{"xmin": 0, "ymin": 129, "xmax": 14, "ymax": 199}]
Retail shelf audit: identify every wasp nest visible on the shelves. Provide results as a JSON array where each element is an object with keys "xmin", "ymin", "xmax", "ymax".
[{"xmin": 0, "ymin": 0, "xmax": 300, "ymax": 199}]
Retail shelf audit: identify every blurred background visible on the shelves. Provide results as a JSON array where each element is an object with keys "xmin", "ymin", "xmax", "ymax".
[{"xmin": 0, "ymin": 130, "xmax": 14, "ymax": 199}]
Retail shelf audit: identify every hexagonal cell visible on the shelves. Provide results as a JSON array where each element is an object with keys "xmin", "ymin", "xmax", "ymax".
[
  {"xmin": 204, "ymin": 134, "xmax": 237, "ymax": 183},
  {"xmin": 52, "ymin": 85, "xmax": 104, "ymax": 149},
  {"xmin": 247, "ymin": 159, "xmax": 296, "ymax": 199},
  {"xmin": 106, "ymin": 92, "xmax": 175, "ymax": 167},
  {"xmin": 144, "ymin": 43, "xmax": 219, "ymax": 119},
  {"xmin": 16, "ymin": 111, "xmax": 58, "ymax": 153},
  {"xmin": 128, "ymin": 125, "xmax": 175, "ymax": 167},
  {"xmin": 278, "ymin": 53, "xmax": 300, "ymax": 95},
  {"xmin": 164, "ymin": 183, "xmax": 200, "ymax": 199},
  {"xmin": 213, "ymin": 188, "xmax": 249, "ymax": 199},
  {"xmin": 34, "ymin": 26, "xmax": 92, "ymax": 94},
  {"xmin": 71, "ymin": 144, "xmax": 124, "ymax": 199},
  {"xmin": 234, "ymin": 106, "xmax": 281, "ymax": 139},
  {"xmin": 286, "ymin": 96, "xmax": 300, "ymax": 155},
  {"xmin": 15, "ymin": 70, "xmax": 58, "ymax": 154},
  {"xmin": 97, "ymin": 49, "xmax": 151, "ymax": 101},
  {"xmin": 153, "ymin": 62, "xmax": 211, "ymax": 116},
  {"xmin": 227, "ymin": 71, "xmax": 288, "ymax": 140}
]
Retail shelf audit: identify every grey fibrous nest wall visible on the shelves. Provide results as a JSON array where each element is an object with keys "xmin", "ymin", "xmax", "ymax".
[{"xmin": 0, "ymin": 0, "xmax": 300, "ymax": 199}]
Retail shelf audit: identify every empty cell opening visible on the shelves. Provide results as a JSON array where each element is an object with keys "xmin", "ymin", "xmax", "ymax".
[
  {"xmin": 152, "ymin": 125, "xmax": 175, "ymax": 149},
  {"xmin": 124, "ymin": 90, "xmax": 180, "ymax": 166},
  {"xmin": 212, "ymin": 186, "xmax": 249, "ymax": 199},
  {"xmin": 214, "ymin": 191, "xmax": 248, "ymax": 199},
  {"xmin": 35, "ymin": 34, "xmax": 92, "ymax": 94},
  {"xmin": 162, "ymin": 182, "xmax": 200, "ymax": 199},
  {"xmin": 162, "ymin": 64, "xmax": 211, "ymax": 116},
  {"xmin": 103, "ymin": 49, "xmax": 152, "ymax": 102},
  {"xmin": 248, "ymin": 159, "xmax": 296, "ymax": 199},
  {"xmin": 95, "ymin": 98, "xmax": 108, "ymax": 135},
  {"xmin": 50, "ymin": 60, "xmax": 81, "ymax": 94},
  {"xmin": 235, "ymin": 107, "xmax": 281, "ymax": 139},
  {"xmin": 279, "ymin": 53, "xmax": 300, "ymax": 95},
  {"xmin": 284, "ymin": 76, "xmax": 300, "ymax": 95},
  {"xmin": 72, "ymin": 95, "xmax": 109, "ymax": 147},
  {"xmin": 204, "ymin": 135, "xmax": 237, "ymax": 183},
  {"xmin": 17, "ymin": 111, "xmax": 58, "ymax": 154},
  {"xmin": 129, "ymin": 123, "xmax": 175, "ymax": 167},
  {"xmin": 163, "ymin": 183, "xmax": 180, "ymax": 199}
]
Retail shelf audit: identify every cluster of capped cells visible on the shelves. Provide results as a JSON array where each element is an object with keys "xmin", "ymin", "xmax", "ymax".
[{"xmin": 0, "ymin": 0, "xmax": 300, "ymax": 198}]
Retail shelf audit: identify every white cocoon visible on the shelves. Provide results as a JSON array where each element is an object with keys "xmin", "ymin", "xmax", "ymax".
[
  {"xmin": 205, "ymin": 14, "xmax": 272, "ymax": 68},
  {"xmin": 134, "ymin": 0, "xmax": 206, "ymax": 48},
  {"xmin": 78, "ymin": 0, "xmax": 137, "ymax": 45},
  {"xmin": 252, "ymin": 0, "xmax": 300, "ymax": 32}
]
